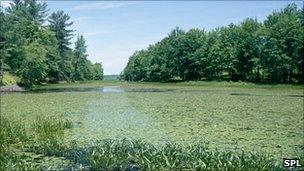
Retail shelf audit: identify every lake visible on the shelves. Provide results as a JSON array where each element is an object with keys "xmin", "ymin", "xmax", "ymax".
[{"xmin": 2, "ymin": 81, "xmax": 303, "ymax": 160}]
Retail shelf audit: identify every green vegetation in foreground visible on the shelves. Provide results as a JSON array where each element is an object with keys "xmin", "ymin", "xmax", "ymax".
[
  {"xmin": 0, "ymin": 115, "xmax": 283, "ymax": 170},
  {"xmin": 1, "ymin": 81, "xmax": 303, "ymax": 170}
]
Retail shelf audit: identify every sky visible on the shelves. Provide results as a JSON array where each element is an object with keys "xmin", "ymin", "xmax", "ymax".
[{"xmin": 1, "ymin": 1, "xmax": 303, "ymax": 75}]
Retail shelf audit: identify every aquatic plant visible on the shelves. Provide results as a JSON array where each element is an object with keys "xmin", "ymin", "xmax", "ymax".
[
  {"xmin": 0, "ymin": 115, "xmax": 283, "ymax": 170},
  {"xmin": 0, "ymin": 115, "xmax": 73, "ymax": 170},
  {"xmin": 1, "ymin": 81, "xmax": 302, "ymax": 170}
]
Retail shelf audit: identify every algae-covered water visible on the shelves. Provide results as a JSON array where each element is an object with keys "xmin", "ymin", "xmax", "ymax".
[{"xmin": 2, "ymin": 81, "xmax": 303, "ymax": 159}]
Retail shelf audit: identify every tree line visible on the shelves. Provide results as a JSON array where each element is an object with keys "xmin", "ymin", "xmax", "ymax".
[
  {"xmin": 121, "ymin": 4, "xmax": 303, "ymax": 83},
  {"xmin": 0, "ymin": 0, "xmax": 103, "ymax": 86}
]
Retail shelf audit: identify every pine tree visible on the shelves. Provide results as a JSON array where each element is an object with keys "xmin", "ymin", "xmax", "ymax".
[{"xmin": 48, "ymin": 10, "xmax": 74, "ymax": 81}]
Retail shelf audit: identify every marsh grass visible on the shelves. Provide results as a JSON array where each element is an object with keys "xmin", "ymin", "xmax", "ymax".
[
  {"xmin": 69, "ymin": 139, "xmax": 281, "ymax": 171},
  {"xmin": 0, "ymin": 115, "xmax": 73, "ymax": 170},
  {"xmin": 0, "ymin": 117, "xmax": 30, "ymax": 170},
  {"xmin": 26, "ymin": 115, "xmax": 73, "ymax": 156},
  {"xmin": 0, "ymin": 117, "xmax": 28, "ymax": 145},
  {"xmin": 0, "ymin": 116, "xmax": 283, "ymax": 170},
  {"xmin": 33, "ymin": 115, "xmax": 73, "ymax": 139}
]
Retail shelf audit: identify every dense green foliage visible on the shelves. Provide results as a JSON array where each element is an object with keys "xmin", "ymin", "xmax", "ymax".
[
  {"xmin": 0, "ymin": 0, "xmax": 103, "ymax": 86},
  {"xmin": 73, "ymin": 35, "xmax": 103, "ymax": 81},
  {"xmin": 121, "ymin": 4, "xmax": 303, "ymax": 83}
]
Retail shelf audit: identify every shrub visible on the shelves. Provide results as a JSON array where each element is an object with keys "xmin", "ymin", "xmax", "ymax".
[{"xmin": 1, "ymin": 72, "xmax": 21, "ymax": 86}]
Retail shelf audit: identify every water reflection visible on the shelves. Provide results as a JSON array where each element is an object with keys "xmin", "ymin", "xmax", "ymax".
[
  {"xmin": 20, "ymin": 87, "xmax": 304, "ymax": 98},
  {"xmin": 30, "ymin": 86, "xmax": 176, "ymax": 93},
  {"xmin": 102, "ymin": 86, "xmax": 123, "ymax": 93}
]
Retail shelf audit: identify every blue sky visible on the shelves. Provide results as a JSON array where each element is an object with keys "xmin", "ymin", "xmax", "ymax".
[{"xmin": 2, "ymin": 1, "xmax": 303, "ymax": 75}]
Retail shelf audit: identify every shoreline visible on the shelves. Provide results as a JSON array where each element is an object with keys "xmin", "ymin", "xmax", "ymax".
[{"xmin": 0, "ymin": 85, "xmax": 25, "ymax": 92}]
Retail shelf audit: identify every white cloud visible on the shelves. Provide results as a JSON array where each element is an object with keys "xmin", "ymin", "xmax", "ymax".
[
  {"xmin": 0, "ymin": 1, "xmax": 12, "ymax": 8},
  {"xmin": 69, "ymin": 2, "xmax": 136, "ymax": 11}
]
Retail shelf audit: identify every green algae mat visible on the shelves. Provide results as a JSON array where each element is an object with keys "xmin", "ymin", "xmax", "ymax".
[{"xmin": 2, "ymin": 81, "xmax": 303, "ymax": 162}]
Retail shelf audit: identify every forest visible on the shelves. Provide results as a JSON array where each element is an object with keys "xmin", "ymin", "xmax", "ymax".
[
  {"xmin": 0, "ymin": 0, "xmax": 103, "ymax": 86},
  {"xmin": 121, "ymin": 4, "xmax": 303, "ymax": 83}
]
